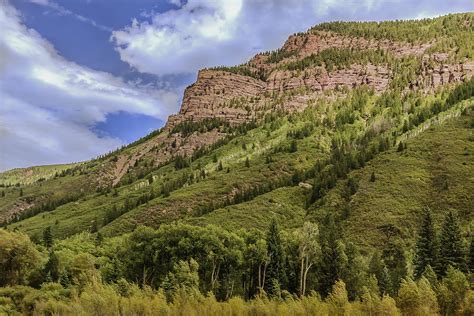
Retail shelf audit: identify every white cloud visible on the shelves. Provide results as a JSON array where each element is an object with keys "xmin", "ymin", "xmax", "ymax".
[
  {"xmin": 109, "ymin": 0, "xmax": 375, "ymax": 76},
  {"xmin": 29, "ymin": 0, "xmax": 113, "ymax": 32},
  {"xmin": 0, "ymin": 2, "xmax": 179, "ymax": 171},
  {"xmin": 111, "ymin": 0, "xmax": 470, "ymax": 76}
]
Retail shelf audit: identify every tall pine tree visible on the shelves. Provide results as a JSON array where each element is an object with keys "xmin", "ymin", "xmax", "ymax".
[
  {"xmin": 264, "ymin": 218, "xmax": 286, "ymax": 296},
  {"xmin": 43, "ymin": 226, "xmax": 53, "ymax": 248},
  {"xmin": 319, "ymin": 214, "xmax": 347, "ymax": 297},
  {"xmin": 414, "ymin": 208, "xmax": 439, "ymax": 278},
  {"xmin": 44, "ymin": 251, "xmax": 60, "ymax": 282},
  {"xmin": 439, "ymin": 211, "xmax": 465, "ymax": 275}
]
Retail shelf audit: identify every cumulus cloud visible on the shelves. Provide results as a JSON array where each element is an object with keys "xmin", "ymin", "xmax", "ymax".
[
  {"xmin": 0, "ymin": 2, "xmax": 179, "ymax": 171},
  {"xmin": 111, "ymin": 0, "xmax": 471, "ymax": 76}
]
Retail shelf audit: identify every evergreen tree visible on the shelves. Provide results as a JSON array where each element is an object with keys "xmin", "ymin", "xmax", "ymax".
[
  {"xmin": 290, "ymin": 140, "xmax": 298, "ymax": 153},
  {"xmin": 319, "ymin": 214, "xmax": 347, "ymax": 296},
  {"xmin": 439, "ymin": 212, "xmax": 466, "ymax": 275},
  {"xmin": 43, "ymin": 226, "xmax": 53, "ymax": 248},
  {"xmin": 264, "ymin": 218, "xmax": 286, "ymax": 296},
  {"xmin": 370, "ymin": 171, "xmax": 376, "ymax": 182},
  {"xmin": 44, "ymin": 251, "xmax": 60, "ymax": 282},
  {"xmin": 414, "ymin": 208, "xmax": 439, "ymax": 278}
]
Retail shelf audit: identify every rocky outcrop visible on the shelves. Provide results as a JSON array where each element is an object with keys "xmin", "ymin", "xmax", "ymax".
[
  {"xmin": 413, "ymin": 59, "xmax": 474, "ymax": 91},
  {"xmin": 282, "ymin": 31, "xmax": 433, "ymax": 59},
  {"xmin": 266, "ymin": 64, "xmax": 391, "ymax": 93},
  {"xmin": 165, "ymin": 70, "xmax": 266, "ymax": 129},
  {"xmin": 109, "ymin": 27, "xmax": 473, "ymax": 185}
]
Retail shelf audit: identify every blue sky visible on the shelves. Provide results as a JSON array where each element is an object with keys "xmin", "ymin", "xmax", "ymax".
[{"xmin": 0, "ymin": 0, "xmax": 472, "ymax": 171}]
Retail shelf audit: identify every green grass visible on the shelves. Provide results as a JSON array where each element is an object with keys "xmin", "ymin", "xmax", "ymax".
[
  {"xmin": 185, "ymin": 186, "xmax": 308, "ymax": 231},
  {"xmin": 307, "ymin": 110, "xmax": 474, "ymax": 252},
  {"xmin": 0, "ymin": 163, "xmax": 78, "ymax": 186}
]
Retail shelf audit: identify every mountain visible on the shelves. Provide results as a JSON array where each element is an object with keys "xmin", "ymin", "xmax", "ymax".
[
  {"xmin": 1, "ymin": 13, "xmax": 473, "ymax": 315},
  {"xmin": 2, "ymin": 13, "xmax": 472, "ymax": 241}
]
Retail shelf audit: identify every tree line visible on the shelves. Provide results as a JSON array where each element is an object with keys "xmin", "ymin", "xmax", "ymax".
[{"xmin": 1, "ymin": 209, "xmax": 473, "ymax": 315}]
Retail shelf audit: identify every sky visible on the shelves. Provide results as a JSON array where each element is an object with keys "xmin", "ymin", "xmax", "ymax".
[{"xmin": 0, "ymin": 0, "xmax": 472, "ymax": 171}]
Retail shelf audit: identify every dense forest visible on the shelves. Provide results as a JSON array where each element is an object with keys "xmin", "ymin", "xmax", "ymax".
[{"xmin": 0, "ymin": 210, "xmax": 473, "ymax": 315}]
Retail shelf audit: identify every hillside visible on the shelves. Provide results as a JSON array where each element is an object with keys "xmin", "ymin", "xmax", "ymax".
[
  {"xmin": 0, "ymin": 163, "xmax": 78, "ymax": 186},
  {"xmin": 1, "ymin": 13, "xmax": 472, "ymax": 237},
  {"xmin": 0, "ymin": 13, "xmax": 473, "ymax": 315}
]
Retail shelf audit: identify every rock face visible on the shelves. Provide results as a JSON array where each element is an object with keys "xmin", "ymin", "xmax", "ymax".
[
  {"xmin": 279, "ymin": 31, "xmax": 433, "ymax": 59},
  {"xmin": 266, "ymin": 64, "xmax": 391, "ymax": 94},
  {"xmin": 166, "ymin": 70, "xmax": 266, "ymax": 129},
  {"xmin": 109, "ymin": 29, "xmax": 474, "ymax": 185}
]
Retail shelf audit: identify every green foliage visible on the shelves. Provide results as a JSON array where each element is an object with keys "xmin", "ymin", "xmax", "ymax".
[
  {"xmin": 265, "ymin": 48, "xmax": 296, "ymax": 64},
  {"xmin": 43, "ymin": 226, "xmax": 53, "ymax": 248},
  {"xmin": 319, "ymin": 214, "xmax": 348, "ymax": 297},
  {"xmin": 174, "ymin": 155, "xmax": 190, "ymax": 170},
  {"xmin": 414, "ymin": 208, "xmax": 439, "ymax": 278},
  {"xmin": 171, "ymin": 117, "xmax": 229, "ymax": 137},
  {"xmin": 264, "ymin": 219, "xmax": 286, "ymax": 296},
  {"xmin": 211, "ymin": 65, "xmax": 267, "ymax": 81},
  {"xmin": 312, "ymin": 13, "xmax": 473, "ymax": 60},
  {"xmin": 0, "ymin": 14, "xmax": 473, "ymax": 314},
  {"xmin": 439, "ymin": 212, "xmax": 466, "ymax": 275},
  {"xmin": 436, "ymin": 266, "xmax": 472, "ymax": 315},
  {"xmin": 283, "ymin": 47, "xmax": 390, "ymax": 72},
  {"xmin": 295, "ymin": 221, "xmax": 320, "ymax": 296},
  {"xmin": 396, "ymin": 277, "xmax": 439, "ymax": 316},
  {"xmin": 0, "ymin": 229, "xmax": 43, "ymax": 286},
  {"xmin": 0, "ymin": 163, "xmax": 77, "ymax": 186}
]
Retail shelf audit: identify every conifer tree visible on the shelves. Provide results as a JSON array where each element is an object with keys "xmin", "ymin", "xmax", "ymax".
[
  {"xmin": 414, "ymin": 208, "xmax": 439, "ymax": 278},
  {"xmin": 290, "ymin": 140, "xmax": 298, "ymax": 153},
  {"xmin": 370, "ymin": 171, "xmax": 376, "ymax": 182},
  {"xmin": 264, "ymin": 218, "xmax": 286, "ymax": 296},
  {"xmin": 439, "ymin": 211, "xmax": 465, "ymax": 275},
  {"xmin": 245, "ymin": 157, "xmax": 250, "ymax": 168},
  {"xmin": 44, "ymin": 251, "xmax": 60, "ymax": 282},
  {"xmin": 43, "ymin": 226, "xmax": 53, "ymax": 248},
  {"xmin": 319, "ymin": 214, "xmax": 347, "ymax": 296}
]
